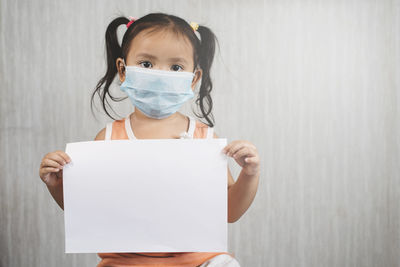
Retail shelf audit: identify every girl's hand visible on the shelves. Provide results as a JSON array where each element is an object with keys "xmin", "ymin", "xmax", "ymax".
[
  {"xmin": 222, "ymin": 140, "xmax": 260, "ymax": 176},
  {"xmin": 39, "ymin": 150, "xmax": 71, "ymax": 187}
]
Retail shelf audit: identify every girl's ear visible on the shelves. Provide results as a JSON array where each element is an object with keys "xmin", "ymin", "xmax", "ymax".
[
  {"xmin": 116, "ymin": 58, "xmax": 125, "ymax": 83},
  {"xmin": 191, "ymin": 68, "xmax": 202, "ymax": 91}
]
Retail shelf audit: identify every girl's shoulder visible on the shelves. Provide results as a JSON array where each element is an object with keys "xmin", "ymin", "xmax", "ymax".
[
  {"xmin": 194, "ymin": 120, "xmax": 210, "ymax": 128},
  {"xmin": 193, "ymin": 119, "xmax": 214, "ymax": 139},
  {"xmin": 94, "ymin": 118, "xmax": 125, "ymax": 141},
  {"xmin": 103, "ymin": 117, "xmax": 129, "ymax": 140}
]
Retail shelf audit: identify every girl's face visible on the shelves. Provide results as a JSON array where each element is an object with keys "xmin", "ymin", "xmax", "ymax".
[{"xmin": 116, "ymin": 28, "xmax": 202, "ymax": 91}]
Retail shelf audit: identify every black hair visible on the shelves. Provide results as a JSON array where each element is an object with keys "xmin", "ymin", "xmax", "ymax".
[{"xmin": 90, "ymin": 12, "xmax": 219, "ymax": 127}]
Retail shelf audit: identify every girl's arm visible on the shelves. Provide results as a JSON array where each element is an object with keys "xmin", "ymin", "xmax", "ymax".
[
  {"xmin": 47, "ymin": 183, "xmax": 64, "ymax": 210},
  {"xmin": 39, "ymin": 150, "xmax": 71, "ymax": 210},
  {"xmin": 227, "ymin": 167, "xmax": 260, "ymax": 222},
  {"xmin": 215, "ymin": 133, "xmax": 260, "ymax": 223},
  {"xmin": 45, "ymin": 127, "xmax": 107, "ymax": 210}
]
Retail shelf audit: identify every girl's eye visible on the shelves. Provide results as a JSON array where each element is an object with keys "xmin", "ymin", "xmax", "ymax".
[
  {"xmin": 171, "ymin": 65, "xmax": 183, "ymax": 72},
  {"xmin": 139, "ymin": 61, "xmax": 152, "ymax": 68}
]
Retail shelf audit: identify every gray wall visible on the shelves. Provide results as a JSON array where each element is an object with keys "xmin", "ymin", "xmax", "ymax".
[{"xmin": 1, "ymin": 0, "xmax": 399, "ymax": 266}]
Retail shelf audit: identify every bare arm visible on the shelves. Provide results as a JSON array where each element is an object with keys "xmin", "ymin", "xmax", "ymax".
[
  {"xmin": 214, "ymin": 132, "xmax": 260, "ymax": 223},
  {"xmin": 43, "ymin": 127, "xmax": 106, "ymax": 210},
  {"xmin": 227, "ymin": 168, "xmax": 260, "ymax": 222},
  {"xmin": 47, "ymin": 182, "xmax": 64, "ymax": 210}
]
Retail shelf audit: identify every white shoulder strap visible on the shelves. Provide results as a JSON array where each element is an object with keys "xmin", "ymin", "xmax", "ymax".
[
  {"xmin": 105, "ymin": 122, "xmax": 112, "ymax": 140},
  {"xmin": 206, "ymin": 126, "xmax": 214, "ymax": 139},
  {"xmin": 187, "ymin": 116, "xmax": 196, "ymax": 138}
]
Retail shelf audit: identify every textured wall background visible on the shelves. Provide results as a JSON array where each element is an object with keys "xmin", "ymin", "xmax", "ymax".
[{"xmin": 1, "ymin": 0, "xmax": 399, "ymax": 266}]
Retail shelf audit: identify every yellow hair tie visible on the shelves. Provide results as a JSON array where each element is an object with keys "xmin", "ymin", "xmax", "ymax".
[{"xmin": 190, "ymin": 22, "xmax": 199, "ymax": 32}]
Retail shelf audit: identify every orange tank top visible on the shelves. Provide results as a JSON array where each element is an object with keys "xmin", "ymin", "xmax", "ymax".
[{"xmin": 97, "ymin": 113, "xmax": 235, "ymax": 267}]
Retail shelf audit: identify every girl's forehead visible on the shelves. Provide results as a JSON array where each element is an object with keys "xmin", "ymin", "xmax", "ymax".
[{"xmin": 127, "ymin": 28, "xmax": 194, "ymax": 62}]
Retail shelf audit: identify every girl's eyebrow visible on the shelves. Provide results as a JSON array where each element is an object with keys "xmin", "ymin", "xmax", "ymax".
[
  {"xmin": 136, "ymin": 52, "xmax": 157, "ymax": 59},
  {"xmin": 168, "ymin": 57, "xmax": 188, "ymax": 64},
  {"xmin": 136, "ymin": 53, "xmax": 188, "ymax": 64}
]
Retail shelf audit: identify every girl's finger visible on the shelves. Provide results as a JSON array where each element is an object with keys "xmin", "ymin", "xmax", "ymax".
[
  {"xmin": 222, "ymin": 142, "xmax": 235, "ymax": 154},
  {"xmin": 42, "ymin": 167, "xmax": 60, "ymax": 173},
  {"xmin": 245, "ymin": 155, "xmax": 259, "ymax": 164},
  {"xmin": 56, "ymin": 151, "xmax": 71, "ymax": 163},
  {"xmin": 232, "ymin": 147, "xmax": 254, "ymax": 159},
  {"xmin": 42, "ymin": 158, "xmax": 63, "ymax": 169},
  {"xmin": 226, "ymin": 142, "xmax": 247, "ymax": 157},
  {"xmin": 49, "ymin": 152, "xmax": 67, "ymax": 165}
]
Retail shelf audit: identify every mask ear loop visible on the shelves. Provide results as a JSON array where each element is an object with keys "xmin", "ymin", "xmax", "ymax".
[{"xmin": 191, "ymin": 65, "xmax": 200, "ymax": 94}]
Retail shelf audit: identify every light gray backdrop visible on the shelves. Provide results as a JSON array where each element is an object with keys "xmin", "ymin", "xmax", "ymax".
[{"xmin": 1, "ymin": 0, "xmax": 399, "ymax": 266}]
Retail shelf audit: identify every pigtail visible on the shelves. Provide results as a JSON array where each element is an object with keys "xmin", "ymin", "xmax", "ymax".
[
  {"xmin": 90, "ymin": 16, "xmax": 130, "ymax": 120},
  {"xmin": 194, "ymin": 25, "xmax": 219, "ymax": 128}
]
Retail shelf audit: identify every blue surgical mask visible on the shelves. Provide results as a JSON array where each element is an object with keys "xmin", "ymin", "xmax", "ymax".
[{"xmin": 120, "ymin": 60, "xmax": 196, "ymax": 119}]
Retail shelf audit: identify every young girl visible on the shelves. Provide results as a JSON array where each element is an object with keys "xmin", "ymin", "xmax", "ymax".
[{"xmin": 39, "ymin": 13, "xmax": 260, "ymax": 267}]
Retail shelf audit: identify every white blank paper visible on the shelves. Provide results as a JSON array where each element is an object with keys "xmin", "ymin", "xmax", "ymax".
[{"xmin": 62, "ymin": 138, "xmax": 228, "ymax": 253}]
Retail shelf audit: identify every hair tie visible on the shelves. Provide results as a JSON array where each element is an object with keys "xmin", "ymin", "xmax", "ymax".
[
  {"xmin": 126, "ymin": 16, "xmax": 136, "ymax": 29},
  {"xmin": 190, "ymin": 22, "xmax": 199, "ymax": 32}
]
